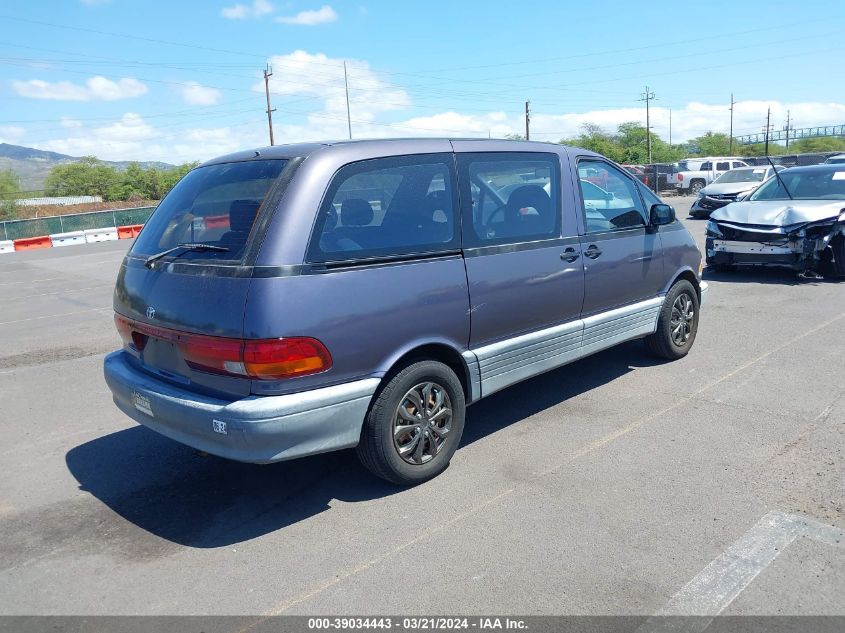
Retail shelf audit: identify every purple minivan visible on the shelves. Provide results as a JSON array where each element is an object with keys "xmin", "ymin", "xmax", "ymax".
[{"xmin": 104, "ymin": 139, "xmax": 708, "ymax": 484}]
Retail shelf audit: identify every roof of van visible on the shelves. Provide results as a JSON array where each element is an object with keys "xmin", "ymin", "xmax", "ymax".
[{"xmin": 199, "ymin": 138, "xmax": 578, "ymax": 167}]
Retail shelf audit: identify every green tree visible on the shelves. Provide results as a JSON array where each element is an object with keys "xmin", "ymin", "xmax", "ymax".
[
  {"xmin": 787, "ymin": 136, "xmax": 845, "ymax": 153},
  {"xmin": 45, "ymin": 157, "xmax": 124, "ymax": 201},
  {"xmin": 688, "ymin": 132, "xmax": 735, "ymax": 156},
  {"xmin": 616, "ymin": 122, "xmax": 683, "ymax": 164},
  {"xmin": 561, "ymin": 123, "xmax": 625, "ymax": 162},
  {"xmin": 0, "ymin": 168, "xmax": 21, "ymax": 220}
]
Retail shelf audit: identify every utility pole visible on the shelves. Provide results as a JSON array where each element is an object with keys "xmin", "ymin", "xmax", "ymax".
[
  {"xmin": 729, "ymin": 93, "xmax": 735, "ymax": 154},
  {"xmin": 763, "ymin": 106, "xmax": 772, "ymax": 156},
  {"xmin": 524, "ymin": 100, "xmax": 531, "ymax": 141},
  {"xmin": 784, "ymin": 110, "xmax": 792, "ymax": 149},
  {"xmin": 343, "ymin": 61, "xmax": 352, "ymax": 140},
  {"xmin": 263, "ymin": 63, "xmax": 276, "ymax": 146},
  {"xmin": 669, "ymin": 109, "xmax": 673, "ymax": 146},
  {"xmin": 639, "ymin": 86, "xmax": 656, "ymax": 163}
]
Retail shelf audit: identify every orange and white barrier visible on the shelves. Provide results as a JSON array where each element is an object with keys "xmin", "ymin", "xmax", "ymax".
[
  {"xmin": 0, "ymin": 223, "xmax": 144, "ymax": 254},
  {"xmin": 50, "ymin": 231, "xmax": 87, "ymax": 247}
]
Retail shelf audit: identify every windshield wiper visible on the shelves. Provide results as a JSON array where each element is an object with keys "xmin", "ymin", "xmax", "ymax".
[
  {"xmin": 144, "ymin": 243, "xmax": 229, "ymax": 268},
  {"xmin": 765, "ymin": 156, "xmax": 794, "ymax": 200}
]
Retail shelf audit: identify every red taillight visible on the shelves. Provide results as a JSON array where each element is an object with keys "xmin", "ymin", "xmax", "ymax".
[
  {"xmin": 115, "ymin": 314, "xmax": 133, "ymax": 345},
  {"xmin": 243, "ymin": 338, "xmax": 332, "ymax": 379},
  {"xmin": 113, "ymin": 314, "xmax": 331, "ymax": 380},
  {"xmin": 678, "ymin": 173, "xmax": 684, "ymax": 181}
]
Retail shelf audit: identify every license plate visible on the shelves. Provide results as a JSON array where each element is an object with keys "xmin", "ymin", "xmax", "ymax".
[
  {"xmin": 212, "ymin": 419, "xmax": 228, "ymax": 435},
  {"xmin": 132, "ymin": 391, "xmax": 153, "ymax": 417}
]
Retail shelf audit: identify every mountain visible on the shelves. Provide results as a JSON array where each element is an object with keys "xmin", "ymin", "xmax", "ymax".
[{"xmin": 0, "ymin": 143, "xmax": 174, "ymax": 194}]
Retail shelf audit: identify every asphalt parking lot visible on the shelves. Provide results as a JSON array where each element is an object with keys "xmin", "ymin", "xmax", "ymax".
[{"xmin": 1, "ymin": 196, "xmax": 843, "ymax": 617}]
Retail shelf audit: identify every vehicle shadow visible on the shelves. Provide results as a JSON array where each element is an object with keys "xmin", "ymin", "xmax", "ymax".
[
  {"xmin": 703, "ymin": 266, "xmax": 844, "ymax": 286},
  {"xmin": 65, "ymin": 341, "xmax": 657, "ymax": 548}
]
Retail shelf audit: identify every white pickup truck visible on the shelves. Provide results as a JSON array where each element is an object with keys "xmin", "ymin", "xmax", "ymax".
[{"xmin": 669, "ymin": 157, "xmax": 749, "ymax": 194}]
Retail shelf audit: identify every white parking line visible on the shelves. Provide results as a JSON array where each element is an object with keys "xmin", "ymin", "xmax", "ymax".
[
  {"xmin": 0, "ymin": 307, "xmax": 111, "ymax": 326},
  {"xmin": 639, "ymin": 512, "xmax": 845, "ymax": 633}
]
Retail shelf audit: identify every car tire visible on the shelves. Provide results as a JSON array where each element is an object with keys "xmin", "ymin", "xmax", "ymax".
[
  {"xmin": 690, "ymin": 181, "xmax": 705, "ymax": 194},
  {"xmin": 645, "ymin": 280, "xmax": 700, "ymax": 360},
  {"xmin": 356, "ymin": 360, "xmax": 466, "ymax": 485},
  {"xmin": 830, "ymin": 235, "xmax": 845, "ymax": 277}
]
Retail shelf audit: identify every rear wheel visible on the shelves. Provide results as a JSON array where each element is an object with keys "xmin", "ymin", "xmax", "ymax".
[
  {"xmin": 356, "ymin": 360, "xmax": 465, "ymax": 485},
  {"xmin": 690, "ymin": 180, "xmax": 705, "ymax": 194},
  {"xmin": 646, "ymin": 280, "xmax": 700, "ymax": 360}
]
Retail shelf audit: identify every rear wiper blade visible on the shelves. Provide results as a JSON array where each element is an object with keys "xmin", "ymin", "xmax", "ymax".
[{"xmin": 144, "ymin": 243, "xmax": 229, "ymax": 268}]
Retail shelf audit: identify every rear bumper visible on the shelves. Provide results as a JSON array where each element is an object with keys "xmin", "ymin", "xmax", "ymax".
[{"xmin": 103, "ymin": 351, "xmax": 379, "ymax": 463}]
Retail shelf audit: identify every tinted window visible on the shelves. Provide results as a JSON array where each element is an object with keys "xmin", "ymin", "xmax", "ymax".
[
  {"xmin": 700, "ymin": 162, "xmax": 712, "ymax": 171},
  {"xmin": 732, "ymin": 162, "xmax": 745, "ymax": 169},
  {"xmin": 458, "ymin": 153, "xmax": 560, "ymax": 246},
  {"xmin": 131, "ymin": 159, "xmax": 287, "ymax": 261},
  {"xmin": 577, "ymin": 159, "xmax": 646, "ymax": 233},
  {"xmin": 309, "ymin": 154, "xmax": 458, "ymax": 262},
  {"xmin": 716, "ymin": 162, "xmax": 730, "ymax": 171}
]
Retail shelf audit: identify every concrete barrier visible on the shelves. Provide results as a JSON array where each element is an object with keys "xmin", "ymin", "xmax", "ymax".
[
  {"xmin": 50, "ymin": 231, "xmax": 87, "ymax": 247},
  {"xmin": 84, "ymin": 227, "xmax": 119, "ymax": 243},
  {"xmin": 0, "ymin": 239, "xmax": 14, "ymax": 254},
  {"xmin": 13, "ymin": 235, "xmax": 52, "ymax": 251}
]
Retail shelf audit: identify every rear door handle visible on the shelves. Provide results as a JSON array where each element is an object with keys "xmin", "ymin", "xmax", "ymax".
[
  {"xmin": 584, "ymin": 244, "xmax": 603, "ymax": 259},
  {"xmin": 560, "ymin": 247, "xmax": 580, "ymax": 263}
]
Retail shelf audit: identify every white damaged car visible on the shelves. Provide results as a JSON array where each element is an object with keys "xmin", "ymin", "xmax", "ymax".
[{"xmin": 706, "ymin": 164, "xmax": 845, "ymax": 277}]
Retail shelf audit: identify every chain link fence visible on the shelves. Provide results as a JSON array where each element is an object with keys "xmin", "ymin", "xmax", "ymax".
[{"xmin": 1, "ymin": 206, "xmax": 156, "ymax": 241}]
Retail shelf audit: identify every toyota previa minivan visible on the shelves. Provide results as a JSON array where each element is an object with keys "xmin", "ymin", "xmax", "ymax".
[{"xmin": 104, "ymin": 139, "xmax": 708, "ymax": 485}]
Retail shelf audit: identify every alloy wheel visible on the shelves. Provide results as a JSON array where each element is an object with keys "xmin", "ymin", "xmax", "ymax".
[
  {"xmin": 670, "ymin": 292, "xmax": 695, "ymax": 346},
  {"xmin": 392, "ymin": 382, "xmax": 452, "ymax": 465}
]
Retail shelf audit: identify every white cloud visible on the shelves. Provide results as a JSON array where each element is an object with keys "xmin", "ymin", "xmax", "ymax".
[
  {"xmin": 60, "ymin": 118, "xmax": 84, "ymax": 129},
  {"xmin": 12, "ymin": 76, "xmax": 147, "ymax": 102},
  {"xmin": 0, "ymin": 126, "xmax": 26, "ymax": 144},
  {"xmin": 259, "ymin": 50, "xmax": 409, "ymax": 132},
  {"xmin": 276, "ymin": 5, "xmax": 337, "ymax": 25},
  {"xmin": 221, "ymin": 0, "xmax": 274, "ymax": 19},
  {"xmin": 178, "ymin": 81, "xmax": 222, "ymax": 106}
]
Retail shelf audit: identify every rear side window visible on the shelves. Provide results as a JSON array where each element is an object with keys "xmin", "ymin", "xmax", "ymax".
[
  {"xmin": 732, "ymin": 161, "xmax": 745, "ymax": 169},
  {"xmin": 131, "ymin": 160, "xmax": 287, "ymax": 262},
  {"xmin": 577, "ymin": 159, "xmax": 646, "ymax": 233},
  {"xmin": 716, "ymin": 161, "xmax": 730, "ymax": 171},
  {"xmin": 309, "ymin": 154, "xmax": 459, "ymax": 263},
  {"xmin": 700, "ymin": 162, "xmax": 712, "ymax": 171},
  {"xmin": 458, "ymin": 152, "xmax": 561, "ymax": 246}
]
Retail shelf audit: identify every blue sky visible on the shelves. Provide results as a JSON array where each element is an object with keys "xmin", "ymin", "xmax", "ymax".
[{"xmin": 1, "ymin": 0, "xmax": 843, "ymax": 163}]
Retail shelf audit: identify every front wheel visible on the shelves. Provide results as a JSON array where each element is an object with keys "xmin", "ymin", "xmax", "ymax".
[
  {"xmin": 645, "ymin": 280, "xmax": 700, "ymax": 360},
  {"xmin": 356, "ymin": 360, "xmax": 466, "ymax": 485}
]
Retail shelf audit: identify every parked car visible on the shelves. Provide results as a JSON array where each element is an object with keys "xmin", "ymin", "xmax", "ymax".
[
  {"xmin": 104, "ymin": 139, "xmax": 708, "ymax": 485},
  {"xmin": 621, "ymin": 164, "xmax": 650, "ymax": 187},
  {"xmin": 824, "ymin": 154, "xmax": 845, "ymax": 164},
  {"xmin": 706, "ymin": 164, "xmax": 845, "ymax": 277},
  {"xmin": 689, "ymin": 165, "xmax": 783, "ymax": 218},
  {"xmin": 643, "ymin": 163, "xmax": 678, "ymax": 192},
  {"xmin": 670, "ymin": 157, "xmax": 749, "ymax": 194}
]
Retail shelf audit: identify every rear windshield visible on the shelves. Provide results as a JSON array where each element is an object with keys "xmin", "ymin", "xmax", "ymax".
[
  {"xmin": 714, "ymin": 168, "xmax": 766, "ymax": 183},
  {"xmin": 131, "ymin": 159, "xmax": 288, "ymax": 261}
]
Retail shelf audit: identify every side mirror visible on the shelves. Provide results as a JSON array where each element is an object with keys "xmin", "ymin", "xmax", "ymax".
[{"xmin": 650, "ymin": 203, "xmax": 675, "ymax": 226}]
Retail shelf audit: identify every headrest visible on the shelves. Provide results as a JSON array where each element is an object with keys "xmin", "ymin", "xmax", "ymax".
[
  {"xmin": 341, "ymin": 198, "xmax": 374, "ymax": 226},
  {"xmin": 228, "ymin": 199, "xmax": 260, "ymax": 233},
  {"xmin": 506, "ymin": 185, "xmax": 552, "ymax": 219}
]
